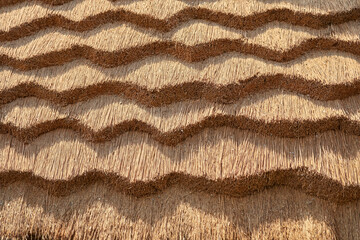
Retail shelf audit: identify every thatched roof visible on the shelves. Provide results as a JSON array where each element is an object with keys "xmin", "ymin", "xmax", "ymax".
[{"xmin": 1, "ymin": 0, "xmax": 360, "ymax": 239}]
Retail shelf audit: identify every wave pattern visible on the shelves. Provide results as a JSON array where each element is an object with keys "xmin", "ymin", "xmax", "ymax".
[
  {"xmin": 2, "ymin": 0, "xmax": 360, "ymax": 238},
  {"xmin": 1, "ymin": 168, "xmax": 360, "ymax": 203},
  {"xmin": 0, "ymin": 0, "xmax": 358, "ymax": 10},
  {"xmin": 3, "ymin": 20, "xmax": 360, "ymax": 57},
  {"xmin": 2, "ymin": 185, "xmax": 356, "ymax": 239},
  {"xmin": 1, "ymin": 39, "xmax": 360, "ymax": 70},
  {"xmin": 2, "ymin": 116, "xmax": 360, "ymax": 144},
  {"xmin": 4, "ymin": 21, "xmax": 360, "ymax": 58},
  {"xmin": 2, "ymin": 92, "xmax": 355, "ymax": 129},
  {"xmin": 1, "ymin": 8, "xmax": 360, "ymax": 42},
  {"xmin": 2, "ymin": 76, "xmax": 360, "ymax": 107},
  {"xmin": 2, "ymin": 129, "xmax": 360, "ymax": 186}
]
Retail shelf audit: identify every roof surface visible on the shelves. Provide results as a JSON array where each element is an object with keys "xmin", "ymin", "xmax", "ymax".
[{"xmin": 0, "ymin": 0, "xmax": 360, "ymax": 239}]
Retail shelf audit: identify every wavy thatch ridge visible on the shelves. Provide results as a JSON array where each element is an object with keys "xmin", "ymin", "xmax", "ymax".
[
  {"xmin": 2, "ymin": 116, "xmax": 360, "ymax": 144},
  {"xmin": 1, "ymin": 168, "xmax": 359, "ymax": 203},
  {"xmin": 1, "ymin": 8, "xmax": 360, "ymax": 42},
  {"xmin": 3, "ymin": 184, "xmax": 356, "ymax": 239},
  {"xmin": 2, "ymin": 76, "xmax": 360, "ymax": 107},
  {"xmin": 1, "ymin": 39, "xmax": 360, "ymax": 70}
]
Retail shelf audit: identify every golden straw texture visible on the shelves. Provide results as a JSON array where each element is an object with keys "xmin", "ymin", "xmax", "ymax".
[{"xmin": 1, "ymin": 0, "xmax": 360, "ymax": 239}]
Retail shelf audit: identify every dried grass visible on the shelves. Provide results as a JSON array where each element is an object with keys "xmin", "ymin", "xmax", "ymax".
[
  {"xmin": 0, "ymin": 185, "xmax": 351, "ymax": 240},
  {"xmin": 0, "ymin": 128, "xmax": 359, "ymax": 186},
  {"xmin": 1, "ymin": 52, "xmax": 359, "ymax": 91},
  {"xmin": 2, "ymin": 0, "xmax": 359, "ymax": 31},
  {"xmin": 1, "ymin": 0, "xmax": 360, "ymax": 238},
  {"xmin": 1, "ymin": 21, "xmax": 360, "ymax": 58},
  {"xmin": 3, "ymin": 91, "xmax": 360, "ymax": 129}
]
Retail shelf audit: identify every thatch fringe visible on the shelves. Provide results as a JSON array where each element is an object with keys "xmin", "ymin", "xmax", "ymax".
[{"xmin": 1, "ymin": 185, "xmax": 354, "ymax": 239}]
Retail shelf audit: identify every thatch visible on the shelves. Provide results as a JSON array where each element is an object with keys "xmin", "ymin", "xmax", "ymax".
[{"xmin": 1, "ymin": 0, "xmax": 360, "ymax": 239}]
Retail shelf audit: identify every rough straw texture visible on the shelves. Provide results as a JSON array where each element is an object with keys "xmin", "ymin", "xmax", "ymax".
[{"xmin": 1, "ymin": 0, "xmax": 360, "ymax": 239}]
